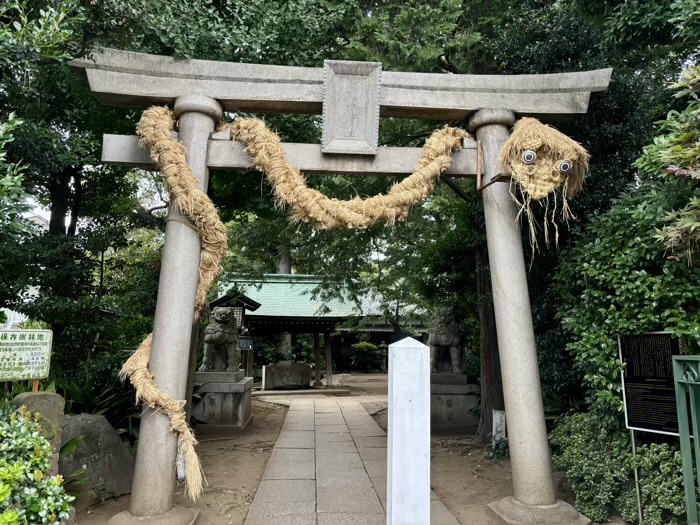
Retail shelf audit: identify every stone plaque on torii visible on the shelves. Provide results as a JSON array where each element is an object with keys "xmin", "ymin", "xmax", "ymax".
[{"xmin": 71, "ymin": 48, "xmax": 611, "ymax": 525}]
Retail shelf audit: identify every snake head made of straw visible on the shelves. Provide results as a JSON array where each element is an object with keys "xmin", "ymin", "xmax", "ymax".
[{"xmin": 498, "ymin": 117, "xmax": 590, "ymax": 201}]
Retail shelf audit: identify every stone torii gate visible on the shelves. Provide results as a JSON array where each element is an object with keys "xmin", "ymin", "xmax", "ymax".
[{"xmin": 71, "ymin": 48, "xmax": 611, "ymax": 525}]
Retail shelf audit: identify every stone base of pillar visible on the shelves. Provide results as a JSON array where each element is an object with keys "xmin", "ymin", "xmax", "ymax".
[
  {"xmin": 487, "ymin": 497, "xmax": 590, "ymax": 525},
  {"xmin": 108, "ymin": 506, "xmax": 200, "ymax": 525},
  {"xmin": 190, "ymin": 374, "xmax": 253, "ymax": 430},
  {"xmin": 313, "ymin": 380, "xmax": 324, "ymax": 387},
  {"xmin": 430, "ymin": 374, "xmax": 479, "ymax": 434}
]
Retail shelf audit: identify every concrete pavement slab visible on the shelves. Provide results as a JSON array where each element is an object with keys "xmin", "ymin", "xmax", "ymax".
[
  {"xmin": 283, "ymin": 423, "xmax": 316, "ymax": 431},
  {"xmin": 317, "ymin": 486, "xmax": 384, "ymax": 514},
  {"xmin": 353, "ymin": 436, "xmax": 387, "ymax": 448},
  {"xmin": 316, "ymin": 440, "xmax": 358, "ymax": 453},
  {"xmin": 315, "ymin": 467, "xmax": 372, "ymax": 482},
  {"xmin": 276, "ymin": 430, "xmax": 315, "ymax": 449},
  {"xmin": 263, "ymin": 460, "xmax": 315, "ymax": 480},
  {"xmin": 315, "ymin": 431, "xmax": 353, "ymax": 442},
  {"xmin": 363, "ymin": 460, "xmax": 386, "ymax": 479},
  {"xmin": 247, "ymin": 479, "xmax": 316, "ymax": 517},
  {"xmin": 347, "ymin": 426, "xmax": 386, "ymax": 437},
  {"xmin": 317, "ymin": 513, "xmax": 384, "ymax": 525},
  {"xmin": 357, "ymin": 447, "xmax": 387, "ymax": 461},
  {"xmin": 315, "ymin": 424, "xmax": 349, "ymax": 434},
  {"xmin": 270, "ymin": 448, "xmax": 314, "ymax": 462},
  {"xmin": 316, "ymin": 452, "xmax": 364, "ymax": 469}
]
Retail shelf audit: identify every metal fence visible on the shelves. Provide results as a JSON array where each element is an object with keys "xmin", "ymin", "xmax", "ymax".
[{"xmin": 673, "ymin": 355, "xmax": 700, "ymax": 525}]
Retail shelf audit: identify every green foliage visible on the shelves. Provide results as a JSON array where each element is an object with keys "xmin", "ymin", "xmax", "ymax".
[
  {"xmin": 349, "ymin": 342, "xmax": 384, "ymax": 372},
  {"xmin": 553, "ymin": 422, "xmax": 686, "ymax": 525},
  {"xmin": 289, "ymin": 335, "xmax": 316, "ymax": 366},
  {"xmin": 0, "ymin": 114, "xmax": 30, "ymax": 240},
  {"xmin": 605, "ymin": 0, "xmax": 700, "ymax": 48},
  {"xmin": 552, "ymin": 176, "xmax": 698, "ymax": 522},
  {"xmin": 636, "ymin": 65, "xmax": 700, "ymax": 263},
  {"xmin": 0, "ymin": 407, "xmax": 74, "ymax": 525},
  {"xmin": 556, "ymin": 178, "xmax": 700, "ymax": 425},
  {"xmin": 144, "ymin": 0, "xmax": 357, "ymax": 65},
  {"xmin": 617, "ymin": 444, "xmax": 685, "ymax": 525},
  {"xmin": 56, "ymin": 379, "xmax": 140, "ymax": 443},
  {"xmin": 550, "ymin": 412, "xmax": 629, "ymax": 522},
  {"xmin": 0, "ymin": 1, "xmax": 78, "ymax": 69},
  {"xmin": 636, "ymin": 65, "xmax": 700, "ymax": 173},
  {"xmin": 345, "ymin": 0, "xmax": 476, "ymax": 72},
  {"xmin": 536, "ymin": 328, "xmax": 585, "ymax": 417}
]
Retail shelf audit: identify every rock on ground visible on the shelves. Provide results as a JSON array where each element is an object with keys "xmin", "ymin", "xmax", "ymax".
[{"xmin": 58, "ymin": 413, "xmax": 134, "ymax": 511}]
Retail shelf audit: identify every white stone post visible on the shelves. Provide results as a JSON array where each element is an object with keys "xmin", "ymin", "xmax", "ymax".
[
  {"xmin": 387, "ymin": 337, "xmax": 430, "ymax": 525},
  {"xmin": 110, "ymin": 95, "xmax": 222, "ymax": 525},
  {"xmin": 469, "ymin": 109, "xmax": 588, "ymax": 525}
]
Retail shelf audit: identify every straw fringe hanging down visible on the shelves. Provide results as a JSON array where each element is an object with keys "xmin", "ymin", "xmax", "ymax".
[{"xmin": 120, "ymin": 105, "xmax": 469, "ymax": 501}]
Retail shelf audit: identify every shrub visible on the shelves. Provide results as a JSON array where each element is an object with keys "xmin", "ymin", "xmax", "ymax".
[
  {"xmin": 0, "ymin": 407, "xmax": 73, "ymax": 525},
  {"xmin": 350, "ymin": 342, "xmax": 384, "ymax": 372},
  {"xmin": 550, "ymin": 412, "xmax": 629, "ymax": 522},
  {"xmin": 617, "ymin": 444, "xmax": 685, "ymax": 525},
  {"xmin": 551, "ymin": 413, "xmax": 687, "ymax": 524}
]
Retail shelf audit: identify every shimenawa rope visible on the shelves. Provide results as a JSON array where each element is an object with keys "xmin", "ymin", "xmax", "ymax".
[
  {"xmin": 121, "ymin": 106, "xmax": 469, "ymax": 501},
  {"xmin": 219, "ymin": 118, "xmax": 471, "ymax": 229}
]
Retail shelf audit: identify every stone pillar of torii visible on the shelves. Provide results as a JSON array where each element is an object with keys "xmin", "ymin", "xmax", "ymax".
[{"xmin": 71, "ymin": 48, "xmax": 611, "ymax": 525}]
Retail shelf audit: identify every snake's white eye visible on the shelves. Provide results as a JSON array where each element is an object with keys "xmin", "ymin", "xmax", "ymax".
[
  {"xmin": 558, "ymin": 160, "xmax": 573, "ymax": 173},
  {"xmin": 522, "ymin": 150, "xmax": 537, "ymax": 164}
]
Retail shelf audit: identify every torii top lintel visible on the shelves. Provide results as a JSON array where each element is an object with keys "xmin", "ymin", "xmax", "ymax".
[
  {"xmin": 71, "ymin": 48, "xmax": 611, "ymax": 122},
  {"xmin": 71, "ymin": 48, "xmax": 611, "ymax": 177}
]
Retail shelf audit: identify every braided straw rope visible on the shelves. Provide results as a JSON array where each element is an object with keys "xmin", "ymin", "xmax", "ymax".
[
  {"xmin": 120, "ymin": 106, "xmax": 469, "ymax": 501},
  {"xmin": 221, "ymin": 118, "xmax": 471, "ymax": 229},
  {"xmin": 120, "ymin": 106, "xmax": 228, "ymax": 501}
]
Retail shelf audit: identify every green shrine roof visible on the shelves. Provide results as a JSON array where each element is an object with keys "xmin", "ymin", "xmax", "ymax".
[{"xmin": 218, "ymin": 274, "xmax": 363, "ymax": 319}]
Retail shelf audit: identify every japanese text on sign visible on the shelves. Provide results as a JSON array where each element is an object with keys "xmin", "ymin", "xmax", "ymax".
[
  {"xmin": 619, "ymin": 332, "xmax": 680, "ymax": 436},
  {"xmin": 0, "ymin": 330, "xmax": 53, "ymax": 381}
]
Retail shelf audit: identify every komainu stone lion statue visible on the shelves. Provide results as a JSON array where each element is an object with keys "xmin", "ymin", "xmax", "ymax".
[
  {"xmin": 198, "ymin": 307, "xmax": 240, "ymax": 373},
  {"xmin": 428, "ymin": 306, "xmax": 461, "ymax": 374}
]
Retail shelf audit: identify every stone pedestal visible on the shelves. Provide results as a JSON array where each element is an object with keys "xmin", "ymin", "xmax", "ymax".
[
  {"xmin": 430, "ymin": 374, "xmax": 479, "ymax": 434},
  {"xmin": 191, "ymin": 371, "xmax": 253, "ymax": 430},
  {"xmin": 487, "ymin": 497, "xmax": 590, "ymax": 525},
  {"xmin": 262, "ymin": 363, "xmax": 312, "ymax": 390}
]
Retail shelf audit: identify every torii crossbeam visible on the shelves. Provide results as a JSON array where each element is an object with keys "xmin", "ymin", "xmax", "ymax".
[{"xmin": 71, "ymin": 48, "xmax": 611, "ymax": 525}]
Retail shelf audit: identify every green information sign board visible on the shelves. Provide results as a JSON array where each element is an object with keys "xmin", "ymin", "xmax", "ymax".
[{"xmin": 0, "ymin": 329, "xmax": 53, "ymax": 381}]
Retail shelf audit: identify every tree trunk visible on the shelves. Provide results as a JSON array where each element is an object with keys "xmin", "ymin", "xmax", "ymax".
[
  {"xmin": 473, "ymin": 246, "xmax": 505, "ymax": 445},
  {"xmin": 67, "ymin": 171, "xmax": 82, "ymax": 237},
  {"xmin": 48, "ymin": 169, "xmax": 72, "ymax": 235}
]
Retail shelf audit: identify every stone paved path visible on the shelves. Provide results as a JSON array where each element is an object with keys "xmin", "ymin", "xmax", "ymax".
[{"xmin": 245, "ymin": 397, "xmax": 460, "ymax": 525}]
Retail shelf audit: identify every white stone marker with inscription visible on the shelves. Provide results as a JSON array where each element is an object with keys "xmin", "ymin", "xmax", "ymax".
[
  {"xmin": 387, "ymin": 337, "xmax": 430, "ymax": 525},
  {"xmin": 0, "ymin": 329, "xmax": 53, "ymax": 381}
]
